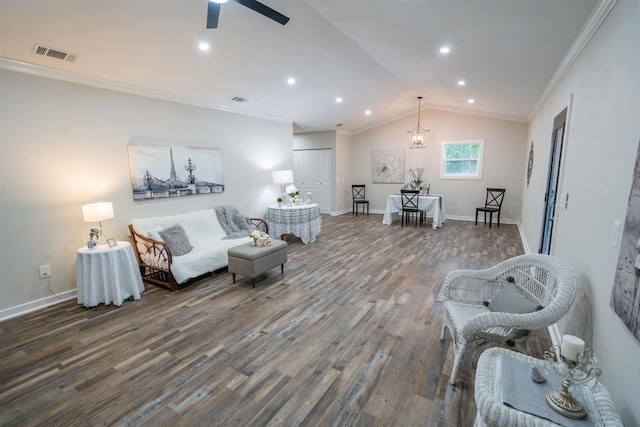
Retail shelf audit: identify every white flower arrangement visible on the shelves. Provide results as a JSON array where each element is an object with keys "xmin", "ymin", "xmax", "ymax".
[
  {"xmin": 249, "ymin": 229, "xmax": 272, "ymax": 246},
  {"xmin": 286, "ymin": 184, "xmax": 299, "ymax": 198}
]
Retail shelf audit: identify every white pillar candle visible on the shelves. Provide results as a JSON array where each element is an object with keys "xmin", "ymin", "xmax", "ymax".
[{"xmin": 560, "ymin": 335, "xmax": 585, "ymax": 362}]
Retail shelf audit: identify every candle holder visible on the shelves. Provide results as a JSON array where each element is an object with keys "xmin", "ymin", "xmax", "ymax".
[{"xmin": 543, "ymin": 345, "xmax": 601, "ymax": 419}]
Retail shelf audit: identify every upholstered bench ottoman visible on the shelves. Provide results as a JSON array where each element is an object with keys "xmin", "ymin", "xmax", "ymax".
[{"xmin": 227, "ymin": 240, "xmax": 288, "ymax": 288}]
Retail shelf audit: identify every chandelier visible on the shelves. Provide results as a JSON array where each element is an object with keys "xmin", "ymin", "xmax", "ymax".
[{"xmin": 408, "ymin": 96, "xmax": 430, "ymax": 148}]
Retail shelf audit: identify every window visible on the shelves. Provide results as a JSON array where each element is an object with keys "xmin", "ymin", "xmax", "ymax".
[{"xmin": 441, "ymin": 140, "xmax": 484, "ymax": 179}]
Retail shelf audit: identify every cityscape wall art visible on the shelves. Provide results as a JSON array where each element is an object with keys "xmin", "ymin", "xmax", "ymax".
[
  {"xmin": 611, "ymin": 137, "xmax": 640, "ymax": 343},
  {"xmin": 127, "ymin": 143, "xmax": 224, "ymax": 201}
]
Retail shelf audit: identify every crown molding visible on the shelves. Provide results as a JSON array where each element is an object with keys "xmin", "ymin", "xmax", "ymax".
[
  {"xmin": 0, "ymin": 57, "xmax": 292, "ymax": 125},
  {"xmin": 529, "ymin": 0, "xmax": 618, "ymax": 120}
]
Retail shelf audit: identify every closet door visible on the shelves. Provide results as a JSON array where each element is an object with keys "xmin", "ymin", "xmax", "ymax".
[{"xmin": 294, "ymin": 149, "xmax": 331, "ymax": 214}]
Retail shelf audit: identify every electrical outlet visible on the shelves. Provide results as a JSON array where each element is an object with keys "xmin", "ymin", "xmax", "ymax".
[{"xmin": 38, "ymin": 264, "xmax": 52, "ymax": 279}]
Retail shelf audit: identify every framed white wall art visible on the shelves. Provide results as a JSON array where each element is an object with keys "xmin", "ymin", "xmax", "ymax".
[{"xmin": 372, "ymin": 150, "xmax": 405, "ymax": 184}]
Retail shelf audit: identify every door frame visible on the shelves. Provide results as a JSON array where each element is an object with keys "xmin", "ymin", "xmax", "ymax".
[{"xmin": 539, "ymin": 108, "xmax": 568, "ymax": 254}]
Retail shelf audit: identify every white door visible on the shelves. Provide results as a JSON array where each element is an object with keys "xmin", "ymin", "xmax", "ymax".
[{"xmin": 294, "ymin": 149, "xmax": 332, "ymax": 214}]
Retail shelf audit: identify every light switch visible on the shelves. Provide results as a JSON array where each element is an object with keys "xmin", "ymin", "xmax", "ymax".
[
  {"xmin": 559, "ymin": 193, "xmax": 569, "ymax": 209},
  {"xmin": 610, "ymin": 221, "xmax": 621, "ymax": 248}
]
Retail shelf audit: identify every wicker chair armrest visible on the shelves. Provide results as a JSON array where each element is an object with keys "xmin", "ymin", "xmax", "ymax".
[
  {"xmin": 128, "ymin": 224, "xmax": 173, "ymax": 269},
  {"xmin": 250, "ymin": 218, "xmax": 269, "ymax": 234},
  {"xmin": 460, "ymin": 309, "xmax": 551, "ymax": 338}
]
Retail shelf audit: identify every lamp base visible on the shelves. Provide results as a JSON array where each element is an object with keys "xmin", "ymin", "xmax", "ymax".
[
  {"xmin": 546, "ymin": 390, "xmax": 587, "ymax": 419},
  {"xmin": 98, "ymin": 222, "xmax": 106, "ymax": 245}
]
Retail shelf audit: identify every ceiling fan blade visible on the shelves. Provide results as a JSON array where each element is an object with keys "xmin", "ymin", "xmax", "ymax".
[
  {"xmin": 233, "ymin": 0, "xmax": 290, "ymax": 25},
  {"xmin": 207, "ymin": 1, "xmax": 221, "ymax": 29}
]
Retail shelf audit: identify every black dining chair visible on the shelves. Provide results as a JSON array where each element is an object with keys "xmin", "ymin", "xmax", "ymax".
[
  {"xmin": 475, "ymin": 188, "xmax": 506, "ymax": 227},
  {"xmin": 352, "ymin": 185, "xmax": 369, "ymax": 216},
  {"xmin": 401, "ymin": 189, "xmax": 423, "ymax": 227}
]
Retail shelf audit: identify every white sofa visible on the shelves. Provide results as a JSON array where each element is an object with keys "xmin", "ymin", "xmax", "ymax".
[{"xmin": 129, "ymin": 208, "xmax": 266, "ymax": 291}]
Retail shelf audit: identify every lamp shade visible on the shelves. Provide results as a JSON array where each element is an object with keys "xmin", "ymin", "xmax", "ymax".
[
  {"xmin": 272, "ymin": 170, "xmax": 293, "ymax": 185},
  {"xmin": 82, "ymin": 202, "xmax": 114, "ymax": 222}
]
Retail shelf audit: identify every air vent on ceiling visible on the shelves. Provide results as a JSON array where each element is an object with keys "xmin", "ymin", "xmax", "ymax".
[
  {"xmin": 231, "ymin": 96, "xmax": 248, "ymax": 103},
  {"xmin": 31, "ymin": 44, "xmax": 78, "ymax": 63}
]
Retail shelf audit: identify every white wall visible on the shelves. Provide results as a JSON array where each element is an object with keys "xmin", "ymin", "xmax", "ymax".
[
  {"xmin": 335, "ymin": 132, "xmax": 352, "ymax": 213},
  {"xmin": 0, "ymin": 70, "xmax": 293, "ymax": 314},
  {"xmin": 351, "ymin": 109, "xmax": 528, "ymax": 220},
  {"xmin": 522, "ymin": 0, "xmax": 640, "ymax": 424}
]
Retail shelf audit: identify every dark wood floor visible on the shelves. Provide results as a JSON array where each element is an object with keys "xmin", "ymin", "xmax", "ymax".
[{"xmin": 0, "ymin": 213, "xmax": 549, "ymax": 426}]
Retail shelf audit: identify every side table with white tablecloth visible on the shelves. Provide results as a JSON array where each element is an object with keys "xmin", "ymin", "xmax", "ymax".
[
  {"xmin": 76, "ymin": 241, "xmax": 145, "ymax": 307},
  {"xmin": 382, "ymin": 194, "xmax": 446, "ymax": 229},
  {"xmin": 266, "ymin": 203, "xmax": 322, "ymax": 244}
]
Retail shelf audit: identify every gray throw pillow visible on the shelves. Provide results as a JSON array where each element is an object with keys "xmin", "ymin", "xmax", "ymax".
[
  {"xmin": 158, "ymin": 225, "xmax": 193, "ymax": 256},
  {"xmin": 488, "ymin": 283, "xmax": 541, "ymax": 314}
]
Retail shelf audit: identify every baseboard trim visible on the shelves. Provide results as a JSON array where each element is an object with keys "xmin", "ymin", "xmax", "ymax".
[
  {"xmin": 517, "ymin": 222, "xmax": 532, "ymax": 255},
  {"xmin": 0, "ymin": 290, "xmax": 77, "ymax": 322},
  {"xmin": 331, "ymin": 210, "xmax": 523, "ymax": 226}
]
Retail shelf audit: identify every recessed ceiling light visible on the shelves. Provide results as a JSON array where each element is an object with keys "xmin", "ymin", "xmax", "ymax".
[
  {"xmin": 468, "ymin": 99, "xmax": 475, "ymax": 104},
  {"xmin": 198, "ymin": 42, "xmax": 210, "ymax": 51},
  {"xmin": 458, "ymin": 80, "xmax": 466, "ymax": 86},
  {"xmin": 335, "ymin": 97, "xmax": 343, "ymax": 103},
  {"xmin": 287, "ymin": 77, "xmax": 295, "ymax": 85},
  {"xmin": 211, "ymin": 0, "xmax": 228, "ymax": 3},
  {"xmin": 440, "ymin": 46, "xmax": 451, "ymax": 54},
  {"xmin": 365, "ymin": 110, "xmax": 372, "ymax": 115}
]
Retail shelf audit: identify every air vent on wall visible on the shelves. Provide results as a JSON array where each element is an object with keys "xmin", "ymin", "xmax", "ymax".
[
  {"xmin": 231, "ymin": 96, "xmax": 248, "ymax": 103},
  {"xmin": 31, "ymin": 44, "xmax": 78, "ymax": 63}
]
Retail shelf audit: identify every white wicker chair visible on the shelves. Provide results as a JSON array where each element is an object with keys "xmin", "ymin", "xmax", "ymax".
[{"xmin": 440, "ymin": 254, "xmax": 576, "ymax": 386}]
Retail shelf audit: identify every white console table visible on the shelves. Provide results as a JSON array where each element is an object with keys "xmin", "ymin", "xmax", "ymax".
[{"xmin": 474, "ymin": 348, "xmax": 622, "ymax": 427}]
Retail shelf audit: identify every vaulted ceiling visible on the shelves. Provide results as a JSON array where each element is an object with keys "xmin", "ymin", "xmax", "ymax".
[{"xmin": 0, "ymin": 0, "xmax": 598, "ymax": 134}]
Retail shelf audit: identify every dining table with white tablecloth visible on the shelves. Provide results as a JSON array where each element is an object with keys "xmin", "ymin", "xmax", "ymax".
[{"xmin": 382, "ymin": 194, "xmax": 446, "ymax": 229}]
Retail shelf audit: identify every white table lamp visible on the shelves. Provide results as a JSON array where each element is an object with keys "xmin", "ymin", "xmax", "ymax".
[
  {"xmin": 273, "ymin": 170, "xmax": 293, "ymax": 198},
  {"xmin": 82, "ymin": 202, "xmax": 114, "ymax": 245}
]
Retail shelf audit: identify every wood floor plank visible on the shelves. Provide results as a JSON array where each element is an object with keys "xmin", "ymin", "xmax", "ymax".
[{"xmin": 0, "ymin": 215, "xmax": 551, "ymax": 426}]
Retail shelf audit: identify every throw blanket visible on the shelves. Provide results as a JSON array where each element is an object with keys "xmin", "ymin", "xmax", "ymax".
[{"xmin": 214, "ymin": 206, "xmax": 253, "ymax": 239}]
